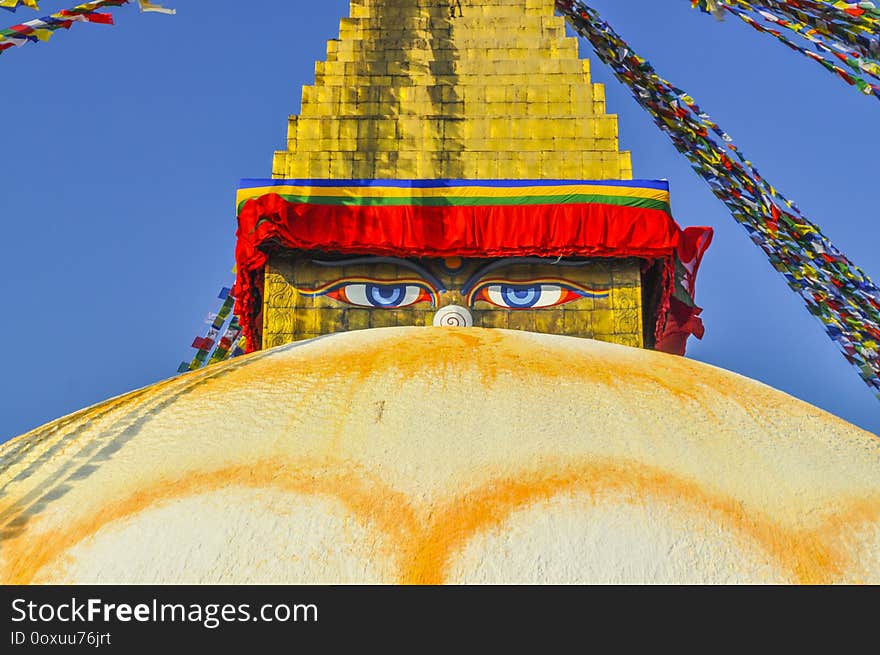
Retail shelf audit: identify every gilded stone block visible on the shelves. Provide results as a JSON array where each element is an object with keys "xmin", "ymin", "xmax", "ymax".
[
  {"xmin": 293, "ymin": 308, "xmax": 316, "ymax": 336},
  {"xmin": 590, "ymin": 309, "xmax": 617, "ymax": 337},
  {"xmin": 308, "ymin": 158, "xmax": 331, "ymax": 178},
  {"xmin": 296, "ymin": 118, "xmax": 321, "ymax": 140},
  {"xmin": 534, "ymin": 309, "xmax": 564, "ymax": 335},
  {"xmin": 563, "ymin": 310, "xmax": 593, "ymax": 335},
  {"xmin": 316, "ymin": 309, "xmax": 347, "ymax": 335},
  {"xmin": 620, "ymin": 152, "xmax": 633, "ymax": 180},
  {"xmin": 396, "ymin": 156, "xmax": 419, "ymax": 178},
  {"xmin": 351, "ymin": 159, "xmax": 375, "ymax": 178},
  {"xmin": 369, "ymin": 310, "xmax": 399, "ymax": 329},
  {"xmin": 508, "ymin": 311, "xmax": 536, "ymax": 333},
  {"xmin": 612, "ymin": 261, "xmax": 641, "ymax": 287},
  {"xmin": 477, "ymin": 310, "xmax": 509, "ymax": 330}
]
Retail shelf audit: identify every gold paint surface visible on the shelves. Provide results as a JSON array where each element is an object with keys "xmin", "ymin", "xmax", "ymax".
[{"xmin": 272, "ymin": 0, "xmax": 632, "ymax": 180}]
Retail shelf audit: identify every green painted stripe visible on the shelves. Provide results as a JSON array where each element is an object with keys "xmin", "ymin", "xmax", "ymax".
[{"xmin": 238, "ymin": 193, "xmax": 671, "ymax": 214}]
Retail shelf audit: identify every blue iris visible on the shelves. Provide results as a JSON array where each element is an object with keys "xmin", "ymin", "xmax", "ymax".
[
  {"xmin": 366, "ymin": 283, "xmax": 406, "ymax": 307},
  {"xmin": 500, "ymin": 284, "xmax": 541, "ymax": 308}
]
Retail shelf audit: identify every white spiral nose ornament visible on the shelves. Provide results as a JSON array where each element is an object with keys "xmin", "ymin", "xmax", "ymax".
[{"xmin": 433, "ymin": 305, "xmax": 473, "ymax": 327}]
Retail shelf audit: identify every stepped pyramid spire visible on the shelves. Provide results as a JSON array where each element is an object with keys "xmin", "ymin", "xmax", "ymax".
[{"xmin": 272, "ymin": 0, "xmax": 632, "ymax": 180}]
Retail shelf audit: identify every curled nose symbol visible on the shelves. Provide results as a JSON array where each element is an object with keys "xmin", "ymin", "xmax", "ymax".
[{"xmin": 433, "ymin": 305, "xmax": 473, "ymax": 327}]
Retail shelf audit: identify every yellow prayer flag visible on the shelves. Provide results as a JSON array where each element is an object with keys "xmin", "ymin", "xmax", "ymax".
[
  {"xmin": 137, "ymin": 1, "xmax": 175, "ymax": 14},
  {"xmin": 0, "ymin": 0, "xmax": 39, "ymax": 10}
]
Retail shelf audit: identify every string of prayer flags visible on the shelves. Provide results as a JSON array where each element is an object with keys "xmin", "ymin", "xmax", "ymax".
[
  {"xmin": 207, "ymin": 315, "xmax": 244, "ymax": 366},
  {"xmin": 0, "ymin": 0, "xmax": 172, "ymax": 55},
  {"xmin": 178, "ymin": 285, "xmax": 245, "ymax": 374},
  {"xmin": 692, "ymin": 1, "xmax": 880, "ymax": 100},
  {"xmin": 556, "ymin": 0, "xmax": 880, "ymax": 399},
  {"xmin": 695, "ymin": 1, "xmax": 880, "ymax": 45},
  {"xmin": 0, "ymin": 0, "xmax": 172, "ymax": 12},
  {"xmin": 0, "ymin": 0, "xmax": 126, "ymax": 54}
]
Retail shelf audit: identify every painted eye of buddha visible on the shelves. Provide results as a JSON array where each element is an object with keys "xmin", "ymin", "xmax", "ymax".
[
  {"xmin": 468, "ymin": 279, "xmax": 609, "ymax": 309},
  {"xmin": 299, "ymin": 278, "xmax": 437, "ymax": 308}
]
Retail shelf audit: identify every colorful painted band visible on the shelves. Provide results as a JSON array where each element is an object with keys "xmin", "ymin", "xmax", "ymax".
[{"xmin": 236, "ymin": 178, "xmax": 673, "ymax": 213}]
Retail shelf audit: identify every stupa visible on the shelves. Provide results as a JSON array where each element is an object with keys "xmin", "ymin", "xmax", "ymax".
[{"xmin": 1, "ymin": 0, "xmax": 878, "ymax": 584}]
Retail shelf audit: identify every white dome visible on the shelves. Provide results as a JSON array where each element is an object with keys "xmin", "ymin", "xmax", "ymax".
[{"xmin": 1, "ymin": 327, "xmax": 878, "ymax": 584}]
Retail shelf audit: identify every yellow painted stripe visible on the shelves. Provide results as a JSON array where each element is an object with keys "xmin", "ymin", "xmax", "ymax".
[{"xmin": 236, "ymin": 184, "xmax": 670, "ymax": 207}]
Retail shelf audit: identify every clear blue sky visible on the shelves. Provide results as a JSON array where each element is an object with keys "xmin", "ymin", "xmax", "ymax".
[{"xmin": 0, "ymin": 0, "xmax": 877, "ymax": 440}]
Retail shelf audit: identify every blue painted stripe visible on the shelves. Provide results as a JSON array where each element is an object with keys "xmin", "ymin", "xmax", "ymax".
[{"xmin": 238, "ymin": 178, "xmax": 670, "ymax": 191}]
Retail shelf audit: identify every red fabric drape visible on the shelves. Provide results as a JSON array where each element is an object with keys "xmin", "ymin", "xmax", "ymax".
[{"xmin": 654, "ymin": 226, "xmax": 714, "ymax": 354}]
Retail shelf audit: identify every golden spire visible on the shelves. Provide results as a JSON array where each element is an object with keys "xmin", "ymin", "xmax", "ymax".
[{"xmin": 272, "ymin": 0, "xmax": 632, "ymax": 180}]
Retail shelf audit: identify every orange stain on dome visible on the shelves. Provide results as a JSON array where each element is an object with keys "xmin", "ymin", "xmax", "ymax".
[
  {"xmin": 3, "ymin": 457, "xmax": 878, "ymax": 585},
  {"xmin": 220, "ymin": 329, "xmax": 742, "ymax": 404},
  {"xmin": 0, "ymin": 461, "xmax": 419, "ymax": 585},
  {"xmin": 401, "ymin": 462, "xmax": 877, "ymax": 585},
  {"xmin": 205, "ymin": 330, "xmax": 845, "ymax": 432}
]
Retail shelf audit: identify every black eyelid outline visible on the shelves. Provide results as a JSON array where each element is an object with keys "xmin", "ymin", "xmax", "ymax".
[
  {"xmin": 311, "ymin": 257, "xmax": 447, "ymax": 292},
  {"xmin": 460, "ymin": 257, "xmax": 594, "ymax": 295},
  {"xmin": 307, "ymin": 278, "xmax": 439, "ymax": 308},
  {"xmin": 467, "ymin": 279, "xmax": 602, "ymax": 308}
]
